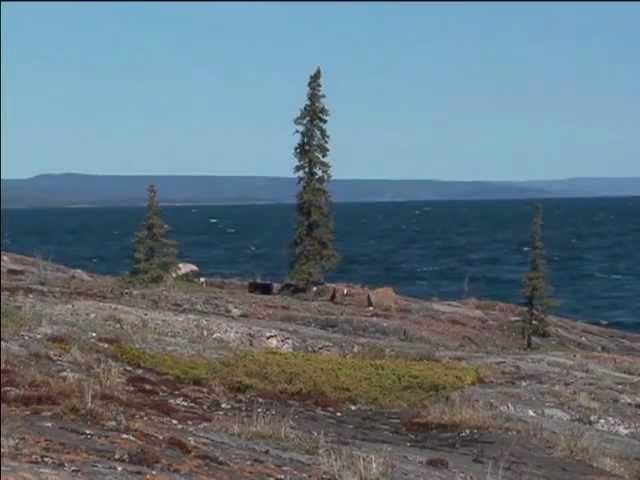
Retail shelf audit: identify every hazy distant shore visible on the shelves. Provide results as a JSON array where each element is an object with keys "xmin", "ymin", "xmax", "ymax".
[{"xmin": 2, "ymin": 174, "xmax": 639, "ymax": 208}]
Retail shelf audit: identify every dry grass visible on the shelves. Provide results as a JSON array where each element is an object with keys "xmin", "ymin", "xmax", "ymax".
[
  {"xmin": 61, "ymin": 380, "xmax": 98, "ymax": 418},
  {"xmin": 541, "ymin": 425, "xmax": 639, "ymax": 480},
  {"xmin": 225, "ymin": 408, "xmax": 324, "ymax": 454},
  {"xmin": 319, "ymin": 446, "xmax": 394, "ymax": 480},
  {"xmin": 590, "ymin": 455, "xmax": 640, "ymax": 480},
  {"xmin": 551, "ymin": 425, "xmax": 598, "ymax": 459},
  {"xmin": 1, "ymin": 351, "xmax": 123, "ymax": 425},
  {"xmin": 574, "ymin": 391, "xmax": 601, "ymax": 413},
  {"xmin": 484, "ymin": 462, "xmax": 507, "ymax": 480},
  {"xmin": 60, "ymin": 378, "xmax": 120, "ymax": 424},
  {"xmin": 521, "ymin": 417, "xmax": 546, "ymax": 439},
  {"xmin": 1, "ymin": 368, "xmax": 80, "ymax": 408},
  {"xmin": 95, "ymin": 358, "xmax": 122, "ymax": 390},
  {"xmin": 228, "ymin": 408, "xmax": 294, "ymax": 440},
  {"xmin": 33, "ymin": 252, "xmax": 53, "ymax": 285},
  {"xmin": 481, "ymin": 445, "xmax": 519, "ymax": 480},
  {"xmin": 60, "ymin": 358, "xmax": 126, "ymax": 423},
  {"xmin": 405, "ymin": 394, "xmax": 499, "ymax": 432}
]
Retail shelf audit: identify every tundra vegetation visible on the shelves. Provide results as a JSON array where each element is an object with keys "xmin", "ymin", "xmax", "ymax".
[{"xmin": 112, "ymin": 346, "xmax": 480, "ymax": 408}]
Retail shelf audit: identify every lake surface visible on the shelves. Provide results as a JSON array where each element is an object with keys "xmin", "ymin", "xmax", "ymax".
[{"xmin": 2, "ymin": 197, "xmax": 638, "ymax": 331}]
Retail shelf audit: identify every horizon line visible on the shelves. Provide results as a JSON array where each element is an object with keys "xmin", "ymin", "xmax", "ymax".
[{"xmin": 2, "ymin": 172, "xmax": 639, "ymax": 183}]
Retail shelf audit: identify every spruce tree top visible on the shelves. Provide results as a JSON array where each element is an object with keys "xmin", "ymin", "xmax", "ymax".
[
  {"xmin": 523, "ymin": 203, "xmax": 549, "ymax": 307},
  {"xmin": 294, "ymin": 67, "xmax": 331, "ymax": 185}
]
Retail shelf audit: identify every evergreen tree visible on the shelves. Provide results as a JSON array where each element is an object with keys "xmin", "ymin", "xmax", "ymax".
[
  {"xmin": 522, "ymin": 203, "xmax": 553, "ymax": 349},
  {"xmin": 289, "ymin": 67, "xmax": 338, "ymax": 288},
  {"xmin": 130, "ymin": 184, "xmax": 178, "ymax": 283}
]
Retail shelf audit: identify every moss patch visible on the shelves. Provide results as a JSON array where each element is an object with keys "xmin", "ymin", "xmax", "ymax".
[
  {"xmin": 112, "ymin": 344, "xmax": 213, "ymax": 386},
  {"xmin": 113, "ymin": 345, "xmax": 480, "ymax": 408},
  {"xmin": 215, "ymin": 351, "xmax": 479, "ymax": 408}
]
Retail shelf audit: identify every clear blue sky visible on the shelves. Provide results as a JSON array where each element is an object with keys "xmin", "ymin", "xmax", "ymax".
[{"xmin": 1, "ymin": 2, "xmax": 639, "ymax": 180}]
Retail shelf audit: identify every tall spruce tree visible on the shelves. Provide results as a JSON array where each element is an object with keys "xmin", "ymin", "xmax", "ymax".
[
  {"xmin": 130, "ymin": 184, "xmax": 178, "ymax": 283},
  {"xmin": 522, "ymin": 203, "xmax": 553, "ymax": 349},
  {"xmin": 289, "ymin": 67, "xmax": 338, "ymax": 288}
]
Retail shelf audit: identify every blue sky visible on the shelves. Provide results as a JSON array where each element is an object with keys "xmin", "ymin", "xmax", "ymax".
[{"xmin": 1, "ymin": 2, "xmax": 639, "ymax": 180}]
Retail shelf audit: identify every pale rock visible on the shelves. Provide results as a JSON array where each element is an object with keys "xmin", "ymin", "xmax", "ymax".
[{"xmin": 172, "ymin": 262, "xmax": 200, "ymax": 278}]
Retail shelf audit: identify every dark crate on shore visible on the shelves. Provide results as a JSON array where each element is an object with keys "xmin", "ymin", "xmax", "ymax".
[{"xmin": 248, "ymin": 281, "xmax": 275, "ymax": 295}]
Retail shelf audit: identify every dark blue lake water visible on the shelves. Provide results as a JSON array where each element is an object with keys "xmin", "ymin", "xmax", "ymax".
[{"xmin": 2, "ymin": 197, "xmax": 638, "ymax": 331}]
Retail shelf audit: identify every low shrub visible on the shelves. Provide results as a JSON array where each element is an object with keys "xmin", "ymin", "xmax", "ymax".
[
  {"xmin": 112, "ymin": 344, "xmax": 479, "ymax": 409},
  {"xmin": 112, "ymin": 344, "xmax": 213, "ymax": 386},
  {"xmin": 214, "ymin": 351, "xmax": 479, "ymax": 408}
]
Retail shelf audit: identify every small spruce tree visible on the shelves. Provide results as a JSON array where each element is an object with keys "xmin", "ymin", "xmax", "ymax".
[
  {"xmin": 522, "ymin": 203, "xmax": 553, "ymax": 349},
  {"xmin": 130, "ymin": 184, "xmax": 178, "ymax": 283},
  {"xmin": 289, "ymin": 67, "xmax": 339, "ymax": 288}
]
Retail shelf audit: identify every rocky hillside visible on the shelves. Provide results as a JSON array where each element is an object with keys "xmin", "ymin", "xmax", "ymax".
[{"xmin": 1, "ymin": 251, "xmax": 639, "ymax": 479}]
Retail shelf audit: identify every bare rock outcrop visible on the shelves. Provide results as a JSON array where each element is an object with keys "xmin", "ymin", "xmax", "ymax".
[{"xmin": 367, "ymin": 287, "xmax": 398, "ymax": 311}]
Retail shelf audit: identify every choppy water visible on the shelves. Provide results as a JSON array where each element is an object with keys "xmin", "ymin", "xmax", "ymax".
[{"xmin": 2, "ymin": 197, "xmax": 638, "ymax": 331}]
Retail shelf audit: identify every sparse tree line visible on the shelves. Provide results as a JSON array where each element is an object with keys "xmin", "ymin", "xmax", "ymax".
[{"xmin": 128, "ymin": 67, "xmax": 553, "ymax": 350}]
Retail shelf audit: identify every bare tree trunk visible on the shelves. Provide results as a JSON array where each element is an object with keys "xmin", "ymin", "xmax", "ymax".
[{"xmin": 524, "ymin": 306, "xmax": 534, "ymax": 350}]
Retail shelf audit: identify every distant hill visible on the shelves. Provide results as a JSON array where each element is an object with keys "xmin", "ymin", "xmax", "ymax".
[{"xmin": 1, "ymin": 174, "xmax": 638, "ymax": 208}]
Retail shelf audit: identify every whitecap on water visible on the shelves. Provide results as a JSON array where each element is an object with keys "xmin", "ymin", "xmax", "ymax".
[
  {"xmin": 209, "ymin": 218, "xmax": 218, "ymax": 223},
  {"xmin": 226, "ymin": 228, "xmax": 236, "ymax": 233},
  {"xmin": 595, "ymin": 272, "xmax": 624, "ymax": 280},
  {"xmin": 417, "ymin": 266, "xmax": 440, "ymax": 272}
]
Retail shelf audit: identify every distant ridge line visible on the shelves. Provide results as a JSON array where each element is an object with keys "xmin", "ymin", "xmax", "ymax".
[{"xmin": 1, "ymin": 174, "xmax": 638, "ymax": 208}]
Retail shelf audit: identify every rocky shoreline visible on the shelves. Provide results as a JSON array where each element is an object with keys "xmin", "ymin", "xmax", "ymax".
[{"xmin": 1, "ymin": 251, "xmax": 639, "ymax": 479}]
